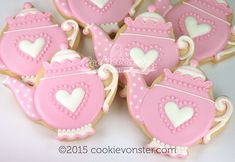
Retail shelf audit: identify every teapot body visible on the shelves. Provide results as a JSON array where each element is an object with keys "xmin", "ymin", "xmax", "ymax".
[
  {"xmin": 110, "ymin": 33, "xmax": 179, "ymax": 84},
  {"xmin": 66, "ymin": 0, "xmax": 134, "ymax": 24},
  {"xmin": 35, "ymin": 72, "xmax": 105, "ymax": 129},
  {"xmin": 142, "ymin": 84, "xmax": 215, "ymax": 146},
  {"xmin": 165, "ymin": 1, "xmax": 232, "ymax": 61},
  {"xmin": 0, "ymin": 24, "xmax": 67, "ymax": 76}
]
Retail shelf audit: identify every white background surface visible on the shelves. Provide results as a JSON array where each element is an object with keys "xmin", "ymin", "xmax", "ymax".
[{"xmin": 0, "ymin": 0, "xmax": 235, "ymax": 162}]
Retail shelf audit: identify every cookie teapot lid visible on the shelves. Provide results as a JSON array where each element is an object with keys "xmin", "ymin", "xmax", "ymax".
[
  {"xmin": 43, "ymin": 44, "xmax": 91, "ymax": 78},
  {"xmin": 16, "ymin": 2, "xmax": 41, "ymax": 17},
  {"xmin": 162, "ymin": 60, "xmax": 213, "ymax": 98},
  {"xmin": 6, "ymin": 2, "xmax": 53, "ymax": 31},
  {"xmin": 124, "ymin": 8, "xmax": 173, "ymax": 38},
  {"xmin": 175, "ymin": 60, "xmax": 206, "ymax": 80}
]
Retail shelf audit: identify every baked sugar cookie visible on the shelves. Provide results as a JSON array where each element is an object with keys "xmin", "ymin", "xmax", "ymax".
[
  {"xmin": 0, "ymin": 2, "xmax": 80, "ymax": 84},
  {"xmin": 125, "ymin": 60, "xmax": 233, "ymax": 158},
  {"xmin": 151, "ymin": 0, "xmax": 235, "ymax": 63},
  {"xmin": 87, "ymin": 9, "xmax": 195, "ymax": 85},
  {"xmin": 54, "ymin": 0, "xmax": 142, "ymax": 34},
  {"xmin": 4, "ymin": 45, "xmax": 118, "ymax": 140}
]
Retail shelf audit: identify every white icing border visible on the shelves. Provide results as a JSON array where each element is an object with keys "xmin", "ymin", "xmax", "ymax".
[
  {"xmin": 98, "ymin": 64, "xmax": 118, "ymax": 112},
  {"xmin": 203, "ymin": 97, "xmax": 233, "ymax": 144}
]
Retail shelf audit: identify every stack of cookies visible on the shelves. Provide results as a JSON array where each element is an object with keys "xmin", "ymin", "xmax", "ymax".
[{"xmin": 0, "ymin": 0, "xmax": 234, "ymax": 158}]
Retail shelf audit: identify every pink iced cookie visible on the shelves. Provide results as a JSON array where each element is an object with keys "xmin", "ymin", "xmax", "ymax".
[
  {"xmin": 54, "ymin": 0, "xmax": 142, "ymax": 33},
  {"xmin": 151, "ymin": 0, "xmax": 235, "ymax": 62},
  {"xmin": 4, "ymin": 46, "xmax": 118, "ymax": 140},
  {"xmin": 87, "ymin": 11, "xmax": 194, "ymax": 85},
  {"xmin": 125, "ymin": 61, "xmax": 233, "ymax": 158},
  {"xmin": 0, "ymin": 2, "xmax": 79, "ymax": 83}
]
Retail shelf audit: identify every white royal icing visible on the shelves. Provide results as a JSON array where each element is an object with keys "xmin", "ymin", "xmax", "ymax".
[
  {"xmin": 130, "ymin": 48, "xmax": 159, "ymax": 71},
  {"xmin": 175, "ymin": 66, "xmax": 206, "ymax": 80},
  {"xmin": 51, "ymin": 49, "xmax": 81, "ymax": 63},
  {"xmin": 185, "ymin": 16, "xmax": 212, "ymax": 38},
  {"xmin": 56, "ymin": 88, "xmax": 85, "ymax": 112},
  {"xmin": 19, "ymin": 38, "xmax": 45, "ymax": 58},
  {"xmin": 90, "ymin": 0, "xmax": 109, "ymax": 9},
  {"xmin": 164, "ymin": 102, "xmax": 194, "ymax": 128},
  {"xmin": 138, "ymin": 12, "xmax": 165, "ymax": 22},
  {"xmin": 100, "ymin": 23, "xmax": 120, "ymax": 34},
  {"xmin": 203, "ymin": 97, "xmax": 233, "ymax": 144},
  {"xmin": 147, "ymin": 138, "xmax": 188, "ymax": 157},
  {"xmin": 216, "ymin": 0, "xmax": 227, "ymax": 5},
  {"xmin": 98, "ymin": 64, "xmax": 119, "ymax": 112}
]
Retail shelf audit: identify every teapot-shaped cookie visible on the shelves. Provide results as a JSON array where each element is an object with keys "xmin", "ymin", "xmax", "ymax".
[
  {"xmin": 125, "ymin": 61, "xmax": 233, "ymax": 158},
  {"xmin": 4, "ymin": 45, "xmax": 118, "ymax": 140},
  {"xmin": 86, "ymin": 10, "xmax": 195, "ymax": 85},
  {"xmin": 0, "ymin": 2, "xmax": 79, "ymax": 83},
  {"xmin": 151, "ymin": 0, "xmax": 235, "ymax": 63},
  {"xmin": 54, "ymin": 0, "xmax": 142, "ymax": 34}
]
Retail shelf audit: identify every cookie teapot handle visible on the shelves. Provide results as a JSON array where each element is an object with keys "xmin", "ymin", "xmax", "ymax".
[
  {"xmin": 61, "ymin": 20, "xmax": 80, "ymax": 49},
  {"xmin": 215, "ymin": 26, "xmax": 235, "ymax": 61},
  {"xmin": 129, "ymin": 0, "xmax": 142, "ymax": 16},
  {"xmin": 177, "ymin": 35, "xmax": 195, "ymax": 65},
  {"xmin": 98, "ymin": 64, "xmax": 119, "ymax": 112},
  {"xmin": 203, "ymin": 97, "xmax": 233, "ymax": 144}
]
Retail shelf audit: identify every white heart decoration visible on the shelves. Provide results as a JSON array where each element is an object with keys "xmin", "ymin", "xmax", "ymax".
[
  {"xmin": 19, "ymin": 38, "xmax": 45, "ymax": 58},
  {"xmin": 185, "ymin": 16, "xmax": 212, "ymax": 38},
  {"xmin": 130, "ymin": 48, "xmax": 159, "ymax": 71},
  {"xmin": 90, "ymin": 0, "xmax": 110, "ymax": 9},
  {"xmin": 56, "ymin": 88, "xmax": 85, "ymax": 113},
  {"xmin": 164, "ymin": 102, "xmax": 194, "ymax": 128}
]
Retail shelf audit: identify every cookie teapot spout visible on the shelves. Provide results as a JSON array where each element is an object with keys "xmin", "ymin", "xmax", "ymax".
[
  {"xmin": 148, "ymin": 0, "xmax": 173, "ymax": 16},
  {"xmin": 54, "ymin": 0, "xmax": 73, "ymax": 17},
  {"xmin": 86, "ymin": 24, "xmax": 114, "ymax": 62},
  {"xmin": 125, "ymin": 69, "xmax": 148, "ymax": 123},
  {"xmin": 3, "ymin": 76, "xmax": 41, "ymax": 121}
]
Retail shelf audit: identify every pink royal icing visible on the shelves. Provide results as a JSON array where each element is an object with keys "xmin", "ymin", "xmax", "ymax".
[
  {"xmin": 125, "ymin": 61, "xmax": 233, "ymax": 157},
  {"xmin": 151, "ymin": 0, "xmax": 234, "ymax": 62},
  {"xmin": 54, "ymin": 0, "xmax": 142, "ymax": 33},
  {"xmin": 4, "ymin": 48, "xmax": 119, "ymax": 140},
  {"xmin": 0, "ymin": 3, "xmax": 79, "ymax": 80},
  {"xmin": 88, "ymin": 12, "xmax": 194, "ymax": 85}
]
